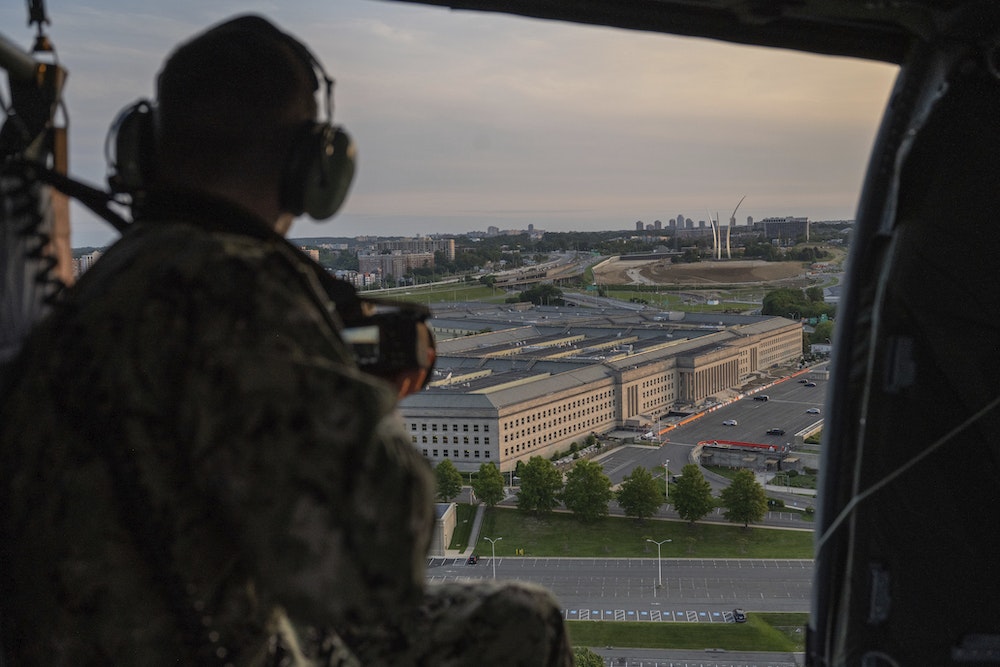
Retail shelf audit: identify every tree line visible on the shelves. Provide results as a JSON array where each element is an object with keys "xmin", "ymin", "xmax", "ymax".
[
  {"xmin": 315, "ymin": 231, "xmax": 836, "ymax": 279},
  {"xmin": 434, "ymin": 457, "xmax": 770, "ymax": 529},
  {"xmin": 762, "ymin": 286, "xmax": 836, "ymax": 321}
]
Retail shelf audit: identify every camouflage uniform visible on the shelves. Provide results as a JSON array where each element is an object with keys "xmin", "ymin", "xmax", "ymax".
[{"xmin": 0, "ymin": 191, "xmax": 573, "ymax": 666}]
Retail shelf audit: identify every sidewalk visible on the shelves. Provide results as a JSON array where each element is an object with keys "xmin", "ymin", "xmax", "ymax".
[
  {"xmin": 444, "ymin": 501, "xmax": 485, "ymax": 559},
  {"xmin": 764, "ymin": 484, "xmax": 817, "ymax": 496}
]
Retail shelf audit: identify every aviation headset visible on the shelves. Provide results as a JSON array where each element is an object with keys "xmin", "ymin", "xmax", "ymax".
[{"xmin": 105, "ymin": 15, "xmax": 356, "ymax": 220}]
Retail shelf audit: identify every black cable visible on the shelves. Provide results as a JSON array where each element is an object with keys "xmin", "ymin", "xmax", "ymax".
[
  {"xmin": 1, "ymin": 164, "xmax": 65, "ymax": 305},
  {"xmin": 9, "ymin": 159, "xmax": 131, "ymax": 233}
]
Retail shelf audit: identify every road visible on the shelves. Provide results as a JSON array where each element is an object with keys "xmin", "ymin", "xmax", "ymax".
[
  {"xmin": 427, "ymin": 556, "xmax": 810, "ymax": 664},
  {"xmin": 599, "ymin": 371, "xmax": 827, "ymax": 502},
  {"xmin": 426, "ymin": 556, "xmax": 813, "ymax": 615}
]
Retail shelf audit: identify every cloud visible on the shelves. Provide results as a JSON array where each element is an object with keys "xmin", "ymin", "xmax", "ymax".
[{"xmin": 0, "ymin": 0, "xmax": 898, "ymax": 246}]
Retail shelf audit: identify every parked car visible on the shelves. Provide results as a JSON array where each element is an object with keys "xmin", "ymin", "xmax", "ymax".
[
  {"xmin": 798, "ymin": 379, "xmax": 810, "ymax": 384},
  {"xmin": 806, "ymin": 408, "xmax": 821, "ymax": 414},
  {"xmin": 733, "ymin": 608, "xmax": 747, "ymax": 623},
  {"xmin": 722, "ymin": 419, "xmax": 738, "ymax": 426},
  {"xmin": 466, "ymin": 554, "xmax": 479, "ymax": 565},
  {"xmin": 766, "ymin": 428, "xmax": 785, "ymax": 436},
  {"xmin": 752, "ymin": 395, "xmax": 769, "ymax": 402},
  {"xmin": 804, "ymin": 382, "xmax": 817, "ymax": 387}
]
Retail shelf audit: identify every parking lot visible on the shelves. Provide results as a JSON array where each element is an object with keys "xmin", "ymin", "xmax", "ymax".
[{"xmin": 565, "ymin": 607, "xmax": 743, "ymax": 623}]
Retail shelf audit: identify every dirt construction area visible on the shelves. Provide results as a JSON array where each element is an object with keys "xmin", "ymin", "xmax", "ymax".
[{"xmin": 593, "ymin": 257, "xmax": 808, "ymax": 286}]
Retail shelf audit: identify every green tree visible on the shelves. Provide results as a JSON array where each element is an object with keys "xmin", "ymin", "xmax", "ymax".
[
  {"xmin": 573, "ymin": 647, "xmax": 604, "ymax": 667},
  {"xmin": 562, "ymin": 459, "xmax": 613, "ymax": 523},
  {"xmin": 519, "ymin": 283, "xmax": 564, "ymax": 306},
  {"xmin": 471, "ymin": 462, "xmax": 505, "ymax": 507},
  {"xmin": 761, "ymin": 287, "xmax": 809, "ymax": 318},
  {"xmin": 615, "ymin": 466, "xmax": 663, "ymax": 522},
  {"xmin": 434, "ymin": 459, "xmax": 463, "ymax": 502},
  {"xmin": 672, "ymin": 464, "xmax": 715, "ymax": 525},
  {"xmin": 763, "ymin": 286, "xmax": 837, "ymax": 320},
  {"xmin": 673, "ymin": 248, "xmax": 702, "ymax": 263},
  {"xmin": 720, "ymin": 469, "xmax": 768, "ymax": 528},
  {"xmin": 516, "ymin": 456, "xmax": 563, "ymax": 515},
  {"xmin": 810, "ymin": 319, "xmax": 835, "ymax": 345}
]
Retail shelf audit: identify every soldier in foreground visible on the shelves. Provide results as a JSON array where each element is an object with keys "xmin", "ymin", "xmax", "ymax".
[{"xmin": 0, "ymin": 14, "xmax": 572, "ymax": 666}]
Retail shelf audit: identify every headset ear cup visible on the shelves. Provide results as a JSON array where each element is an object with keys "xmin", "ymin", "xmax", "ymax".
[
  {"xmin": 107, "ymin": 100, "xmax": 156, "ymax": 194},
  {"xmin": 308, "ymin": 126, "xmax": 356, "ymax": 220},
  {"xmin": 282, "ymin": 123, "xmax": 356, "ymax": 220}
]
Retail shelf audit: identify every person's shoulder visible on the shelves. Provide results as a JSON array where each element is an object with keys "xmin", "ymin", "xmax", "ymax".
[{"xmin": 84, "ymin": 219, "xmax": 301, "ymax": 288}]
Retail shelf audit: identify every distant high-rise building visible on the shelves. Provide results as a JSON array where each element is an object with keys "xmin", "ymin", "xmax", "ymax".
[
  {"xmin": 359, "ymin": 251, "xmax": 436, "ymax": 278},
  {"xmin": 654, "ymin": 220, "xmax": 662, "ymax": 230},
  {"xmin": 747, "ymin": 216, "xmax": 753, "ymax": 226},
  {"xmin": 757, "ymin": 216, "xmax": 810, "ymax": 242},
  {"xmin": 487, "ymin": 226, "xmax": 500, "ymax": 236},
  {"xmin": 635, "ymin": 220, "xmax": 644, "ymax": 231},
  {"xmin": 374, "ymin": 238, "xmax": 455, "ymax": 261},
  {"xmin": 75, "ymin": 250, "xmax": 103, "ymax": 278}
]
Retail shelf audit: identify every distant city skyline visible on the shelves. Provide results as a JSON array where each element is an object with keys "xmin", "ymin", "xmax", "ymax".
[{"xmin": 0, "ymin": 1, "xmax": 897, "ymax": 249}]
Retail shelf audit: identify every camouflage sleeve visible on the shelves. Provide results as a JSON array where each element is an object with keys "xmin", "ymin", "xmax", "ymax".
[
  {"xmin": 144, "ymin": 239, "xmax": 436, "ymax": 634},
  {"xmin": 342, "ymin": 581, "xmax": 576, "ymax": 667},
  {"xmin": 0, "ymin": 227, "xmax": 437, "ymax": 663}
]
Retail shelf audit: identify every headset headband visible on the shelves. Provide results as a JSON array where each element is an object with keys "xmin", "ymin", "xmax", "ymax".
[{"xmin": 218, "ymin": 15, "xmax": 335, "ymax": 123}]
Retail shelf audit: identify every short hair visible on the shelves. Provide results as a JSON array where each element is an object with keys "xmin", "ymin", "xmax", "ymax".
[{"xmin": 154, "ymin": 15, "xmax": 319, "ymax": 190}]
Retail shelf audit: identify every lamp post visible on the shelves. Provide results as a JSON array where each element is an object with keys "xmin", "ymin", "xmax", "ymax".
[
  {"xmin": 646, "ymin": 538, "xmax": 672, "ymax": 588},
  {"xmin": 484, "ymin": 536, "xmax": 502, "ymax": 580},
  {"xmin": 664, "ymin": 459, "xmax": 670, "ymax": 500}
]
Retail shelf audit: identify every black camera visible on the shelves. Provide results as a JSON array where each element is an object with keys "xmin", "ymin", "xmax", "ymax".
[{"xmin": 339, "ymin": 298, "xmax": 436, "ymax": 395}]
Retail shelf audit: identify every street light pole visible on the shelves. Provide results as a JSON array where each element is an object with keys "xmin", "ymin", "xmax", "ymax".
[
  {"xmin": 664, "ymin": 459, "xmax": 670, "ymax": 500},
  {"xmin": 484, "ymin": 536, "xmax": 502, "ymax": 580},
  {"xmin": 646, "ymin": 538, "xmax": 672, "ymax": 588}
]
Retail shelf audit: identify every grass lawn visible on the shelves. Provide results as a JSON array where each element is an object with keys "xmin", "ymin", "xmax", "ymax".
[
  {"xmin": 460, "ymin": 508, "xmax": 812, "ymax": 653},
  {"xmin": 472, "ymin": 506, "xmax": 813, "ymax": 559},
  {"xmin": 568, "ymin": 612, "xmax": 808, "ymax": 653},
  {"xmin": 447, "ymin": 503, "xmax": 478, "ymax": 552}
]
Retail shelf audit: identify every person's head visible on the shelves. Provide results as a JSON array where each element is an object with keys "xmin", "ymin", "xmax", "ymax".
[{"xmin": 153, "ymin": 15, "xmax": 320, "ymax": 231}]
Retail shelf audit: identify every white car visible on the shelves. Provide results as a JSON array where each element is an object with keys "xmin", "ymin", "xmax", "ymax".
[
  {"xmin": 722, "ymin": 419, "xmax": 738, "ymax": 426},
  {"xmin": 806, "ymin": 408, "xmax": 821, "ymax": 414}
]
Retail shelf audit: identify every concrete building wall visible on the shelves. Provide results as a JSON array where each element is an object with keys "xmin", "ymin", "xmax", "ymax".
[
  {"xmin": 496, "ymin": 378, "xmax": 617, "ymax": 471},
  {"xmin": 618, "ymin": 358, "xmax": 678, "ymax": 424},
  {"xmin": 408, "ymin": 414, "xmax": 499, "ymax": 469},
  {"xmin": 430, "ymin": 503, "xmax": 457, "ymax": 557},
  {"xmin": 403, "ymin": 317, "xmax": 803, "ymax": 473},
  {"xmin": 757, "ymin": 326, "xmax": 802, "ymax": 368}
]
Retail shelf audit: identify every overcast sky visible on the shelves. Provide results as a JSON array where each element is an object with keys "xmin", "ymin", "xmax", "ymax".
[{"xmin": 1, "ymin": 0, "xmax": 898, "ymax": 247}]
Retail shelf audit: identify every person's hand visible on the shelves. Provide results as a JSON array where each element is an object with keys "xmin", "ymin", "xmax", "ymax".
[{"xmin": 387, "ymin": 322, "xmax": 435, "ymax": 398}]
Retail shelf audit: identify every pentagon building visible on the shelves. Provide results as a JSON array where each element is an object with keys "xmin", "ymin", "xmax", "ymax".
[{"xmin": 399, "ymin": 305, "xmax": 801, "ymax": 473}]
